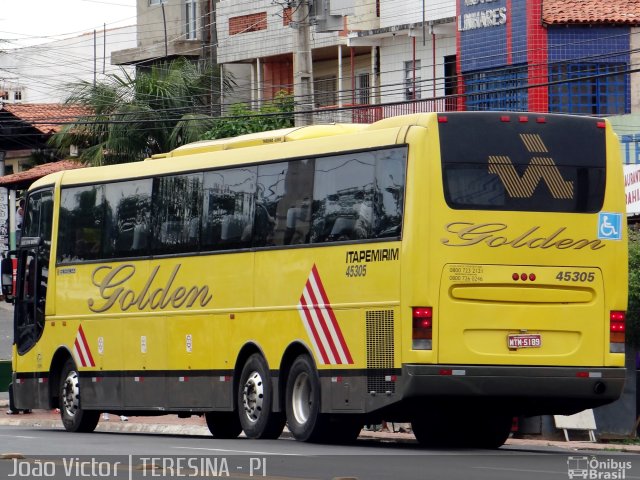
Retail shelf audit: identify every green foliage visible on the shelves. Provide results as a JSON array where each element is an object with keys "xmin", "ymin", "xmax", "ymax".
[
  {"xmin": 49, "ymin": 58, "xmax": 231, "ymax": 166},
  {"xmin": 201, "ymin": 91, "xmax": 294, "ymax": 140},
  {"xmin": 628, "ymin": 228, "xmax": 640, "ymax": 348}
]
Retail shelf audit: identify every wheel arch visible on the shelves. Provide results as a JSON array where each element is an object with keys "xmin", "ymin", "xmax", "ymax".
[{"xmin": 49, "ymin": 347, "xmax": 74, "ymax": 408}]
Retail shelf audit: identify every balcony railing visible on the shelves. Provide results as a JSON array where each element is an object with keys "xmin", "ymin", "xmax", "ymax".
[{"xmin": 314, "ymin": 95, "xmax": 459, "ymax": 124}]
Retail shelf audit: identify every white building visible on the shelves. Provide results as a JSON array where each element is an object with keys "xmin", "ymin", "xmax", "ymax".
[
  {"xmin": 216, "ymin": 0, "xmax": 457, "ymax": 121},
  {"xmin": 0, "ymin": 26, "xmax": 136, "ymax": 104},
  {"xmin": 348, "ymin": 0, "xmax": 457, "ymax": 111}
]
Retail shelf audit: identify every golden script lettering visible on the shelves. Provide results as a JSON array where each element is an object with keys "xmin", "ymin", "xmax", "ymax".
[
  {"xmin": 441, "ymin": 222, "xmax": 604, "ymax": 250},
  {"xmin": 88, "ymin": 264, "xmax": 213, "ymax": 313}
]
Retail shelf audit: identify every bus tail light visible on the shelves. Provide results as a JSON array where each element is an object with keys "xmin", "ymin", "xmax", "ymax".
[
  {"xmin": 412, "ymin": 307, "xmax": 432, "ymax": 350},
  {"xmin": 610, "ymin": 311, "xmax": 626, "ymax": 353}
]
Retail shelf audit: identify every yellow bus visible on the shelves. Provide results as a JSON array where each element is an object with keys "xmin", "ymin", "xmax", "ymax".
[{"xmin": 4, "ymin": 112, "xmax": 628, "ymax": 448}]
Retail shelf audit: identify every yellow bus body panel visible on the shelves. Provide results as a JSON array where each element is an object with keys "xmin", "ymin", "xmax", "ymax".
[{"xmin": 13, "ymin": 113, "xmax": 626, "ymax": 418}]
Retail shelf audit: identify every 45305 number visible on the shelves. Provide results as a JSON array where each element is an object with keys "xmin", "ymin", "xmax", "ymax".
[
  {"xmin": 346, "ymin": 265, "xmax": 367, "ymax": 277},
  {"xmin": 556, "ymin": 271, "xmax": 595, "ymax": 282}
]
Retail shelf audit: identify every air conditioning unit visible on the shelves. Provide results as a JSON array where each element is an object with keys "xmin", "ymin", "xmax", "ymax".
[{"xmin": 311, "ymin": 0, "xmax": 353, "ymax": 32}]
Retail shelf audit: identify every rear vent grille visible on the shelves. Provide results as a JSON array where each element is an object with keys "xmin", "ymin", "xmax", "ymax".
[{"xmin": 366, "ymin": 310, "xmax": 395, "ymax": 394}]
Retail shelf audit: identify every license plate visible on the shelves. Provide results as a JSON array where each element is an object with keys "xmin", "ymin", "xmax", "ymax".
[{"xmin": 507, "ymin": 334, "xmax": 542, "ymax": 349}]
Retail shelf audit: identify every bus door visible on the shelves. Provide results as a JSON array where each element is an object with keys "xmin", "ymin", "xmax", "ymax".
[{"xmin": 13, "ymin": 190, "xmax": 53, "ymax": 357}]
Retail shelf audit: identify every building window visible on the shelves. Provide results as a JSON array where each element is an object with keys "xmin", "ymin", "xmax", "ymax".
[
  {"xmin": 149, "ymin": 0, "xmax": 166, "ymax": 5},
  {"xmin": 283, "ymin": 7, "xmax": 293, "ymax": 26},
  {"xmin": 464, "ymin": 66, "xmax": 528, "ymax": 111},
  {"xmin": 229, "ymin": 12, "xmax": 268, "ymax": 35},
  {"xmin": 356, "ymin": 73, "xmax": 370, "ymax": 105},
  {"xmin": 548, "ymin": 63, "xmax": 627, "ymax": 115},
  {"xmin": 185, "ymin": 0, "xmax": 197, "ymax": 40},
  {"xmin": 404, "ymin": 60, "xmax": 421, "ymax": 101},
  {"xmin": 315, "ymin": 76, "xmax": 337, "ymax": 107},
  {"xmin": 14, "ymin": 91, "xmax": 22, "ymax": 101}
]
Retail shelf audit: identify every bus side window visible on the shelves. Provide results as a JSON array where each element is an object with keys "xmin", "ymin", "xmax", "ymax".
[
  {"xmin": 58, "ymin": 186, "xmax": 105, "ymax": 262},
  {"xmin": 256, "ymin": 160, "xmax": 314, "ymax": 247},
  {"xmin": 203, "ymin": 167, "xmax": 256, "ymax": 251},
  {"xmin": 311, "ymin": 153, "xmax": 375, "ymax": 243},
  {"xmin": 152, "ymin": 174, "xmax": 203, "ymax": 255},
  {"xmin": 372, "ymin": 148, "xmax": 406, "ymax": 238},
  {"xmin": 104, "ymin": 179, "xmax": 152, "ymax": 258}
]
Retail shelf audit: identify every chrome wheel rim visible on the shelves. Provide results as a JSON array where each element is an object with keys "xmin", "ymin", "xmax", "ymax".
[
  {"xmin": 62, "ymin": 370, "xmax": 80, "ymax": 418},
  {"xmin": 242, "ymin": 371, "xmax": 264, "ymax": 423},
  {"xmin": 291, "ymin": 372, "xmax": 312, "ymax": 425}
]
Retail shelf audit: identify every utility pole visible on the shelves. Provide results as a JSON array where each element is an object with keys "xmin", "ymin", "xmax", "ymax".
[{"xmin": 292, "ymin": 0, "xmax": 314, "ymax": 126}]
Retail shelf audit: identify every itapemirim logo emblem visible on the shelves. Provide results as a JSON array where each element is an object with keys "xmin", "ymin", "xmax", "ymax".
[
  {"xmin": 488, "ymin": 133, "xmax": 574, "ymax": 199},
  {"xmin": 567, "ymin": 456, "xmax": 632, "ymax": 479}
]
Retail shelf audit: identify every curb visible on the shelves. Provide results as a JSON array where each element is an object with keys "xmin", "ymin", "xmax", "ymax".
[{"xmin": 0, "ymin": 408, "xmax": 418, "ymax": 442}]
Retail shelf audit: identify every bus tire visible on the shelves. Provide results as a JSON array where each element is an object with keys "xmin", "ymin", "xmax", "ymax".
[
  {"xmin": 59, "ymin": 359, "xmax": 99, "ymax": 433},
  {"xmin": 205, "ymin": 412, "xmax": 242, "ymax": 439},
  {"xmin": 412, "ymin": 409, "xmax": 512, "ymax": 449},
  {"xmin": 466, "ymin": 413, "xmax": 513, "ymax": 449},
  {"xmin": 285, "ymin": 354, "xmax": 328, "ymax": 442},
  {"xmin": 411, "ymin": 412, "xmax": 454, "ymax": 447},
  {"xmin": 237, "ymin": 353, "xmax": 285, "ymax": 439}
]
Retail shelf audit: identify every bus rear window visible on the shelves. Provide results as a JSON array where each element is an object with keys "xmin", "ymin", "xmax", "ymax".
[{"xmin": 438, "ymin": 113, "xmax": 606, "ymax": 213}]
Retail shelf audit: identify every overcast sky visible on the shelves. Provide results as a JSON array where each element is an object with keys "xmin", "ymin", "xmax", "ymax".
[{"xmin": 0, "ymin": 0, "xmax": 136, "ymax": 48}]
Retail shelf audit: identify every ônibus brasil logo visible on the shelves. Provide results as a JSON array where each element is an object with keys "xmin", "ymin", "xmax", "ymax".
[{"xmin": 567, "ymin": 456, "xmax": 632, "ymax": 479}]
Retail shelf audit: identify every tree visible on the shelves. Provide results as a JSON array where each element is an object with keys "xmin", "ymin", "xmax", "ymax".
[
  {"xmin": 628, "ymin": 227, "xmax": 640, "ymax": 348},
  {"xmin": 49, "ymin": 59, "xmax": 231, "ymax": 166},
  {"xmin": 200, "ymin": 91, "xmax": 294, "ymax": 140}
]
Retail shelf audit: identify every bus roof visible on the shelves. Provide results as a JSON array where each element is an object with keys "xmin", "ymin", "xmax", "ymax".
[
  {"xmin": 27, "ymin": 112, "xmax": 517, "ymax": 191},
  {"xmin": 152, "ymin": 123, "xmax": 368, "ymax": 159}
]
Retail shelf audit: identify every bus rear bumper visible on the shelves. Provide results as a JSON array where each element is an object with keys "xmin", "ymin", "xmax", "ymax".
[{"xmin": 402, "ymin": 364, "xmax": 625, "ymax": 414}]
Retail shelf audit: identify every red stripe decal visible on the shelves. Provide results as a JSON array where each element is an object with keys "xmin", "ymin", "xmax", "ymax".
[
  {"xmin": 299, "ymin": 294, "xmax": 331, "ymax": 364},
  {"xmin": 298, "ymin": 264, "xmax": 353, "ymax": 365},
  {"xmin": 78, "ymin": 325, "xmax": 95, "ymax": 367},
  {"xmin": 305, "ymin": 269, "xmax": 341, "ymax": 362},
  {"xmin": 74, "ymin": 338, "xmax": 87, "ymax": 367},
  {"xmin": 311, "ymin": 265, "xmax": 353, "ymax": 364}
]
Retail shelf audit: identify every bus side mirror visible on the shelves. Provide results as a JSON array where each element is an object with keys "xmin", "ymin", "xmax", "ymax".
[{"xmin": 1, "ymin": 254, "xmax": 16, "ymax": 303}]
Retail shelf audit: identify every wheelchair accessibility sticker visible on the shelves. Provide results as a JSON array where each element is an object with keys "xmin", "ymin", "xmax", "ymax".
[{"xmin": 598, "ymin": 213, "xmax": 622, "ymax": 240}]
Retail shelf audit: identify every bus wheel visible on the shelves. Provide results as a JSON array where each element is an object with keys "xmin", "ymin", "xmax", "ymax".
[
  {"xmin": 411, "ymin": 412, "xmax": 454, "ymax": 447},
  {"xmin": 237, "ymin": 353, "xmax": 285, "ymax": 439},
  {"xmin": 412, "ymin": 409, "xmax": 512, "ymax": 449},
  {"xmin": 285, "ymin": 354, "xmax": 327, "ymax": 442},
  {"xmin": 59, "ymin": 359, "xmax": 99, "ymax": 433},
  {"xmin": 205, "ymin": 412, "xmax": 242, "ymax": 439},
  {"xmin": 465, "ymin": 412, "xmax": 513, "ymax": 449}
]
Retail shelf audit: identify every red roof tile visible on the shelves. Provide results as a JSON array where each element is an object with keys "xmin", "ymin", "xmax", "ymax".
[
  {"xmin": 543, "ymin": 0, "xmax": 640, "ymax": 25},
  {"xmin": 2, "ymin": 103, "xmax": 90, "ymax": 135},
  {"xmin": 0, "ymin": 160, "xmax": 84, "ymax": 186}
]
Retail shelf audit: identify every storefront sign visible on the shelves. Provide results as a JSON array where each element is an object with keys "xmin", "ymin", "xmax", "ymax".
[
  {"xmin": 458, "ymin": 0, "xmax": 507, "ymax": 32},
  {"xmin": 625, "ymin": 164, "xmax": 640, "ymax": 215}
]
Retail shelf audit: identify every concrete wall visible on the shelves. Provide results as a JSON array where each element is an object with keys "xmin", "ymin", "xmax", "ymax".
[
  {"xmin": 217, "ymin": 0, "xmax": 342, "ymax": 64},
  {"xmin": 136, "ymin": 0, "xmax": 207, "ymax": 47},
  {"xmin": 378, "ymin": 24, "xmax": 456, "ymax": 103},
  {"xmin": 348, "ymin": 0, "xmax": 379, "ymax": 32},
  {"xmin": 380, "ymin": 0, "xmax": 455, "ymax": 28},
  {"xmin": 631, "ymin": 27, "xmax": 640, "ymax": 114}
]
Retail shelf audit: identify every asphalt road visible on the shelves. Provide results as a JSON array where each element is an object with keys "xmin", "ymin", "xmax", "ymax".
[{"xmin": 1, "ymin": 425, "xmax": 638, "ymax": 480}]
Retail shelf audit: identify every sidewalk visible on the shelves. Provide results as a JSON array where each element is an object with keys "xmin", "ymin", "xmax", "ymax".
[{"xmin": 0, "ymin": 397, "xmax": 638, "ymax": 453}]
